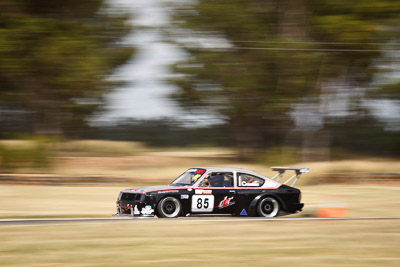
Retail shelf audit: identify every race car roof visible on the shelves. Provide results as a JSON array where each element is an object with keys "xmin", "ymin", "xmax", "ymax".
[{"xmin": 193, "ymin": 167, "xmax": 270, "ymax": 178}]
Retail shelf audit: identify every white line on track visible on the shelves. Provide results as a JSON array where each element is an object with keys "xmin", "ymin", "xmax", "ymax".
[{"xmin": 0, "ymin": 216, "xmax": 399, "ymax": 227}]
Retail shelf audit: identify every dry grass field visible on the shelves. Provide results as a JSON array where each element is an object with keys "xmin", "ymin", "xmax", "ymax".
[
  {"xmin": 0, "ymin": 184, "xmax": 399, "ymax": 219},
  {"xmin": 52, "ymin": 155, "xmax": 400, "ymax": 186},
  {"xmin": 1, "ymin": 140, "xmax": 399, "ymax": 266},
  {"xmin": 0, "ymin": 219, "xmax": 399, "ymax": 266},
  {"xmin": 1, "ymin": 139, "xmax": 399, "ymax": 186}
]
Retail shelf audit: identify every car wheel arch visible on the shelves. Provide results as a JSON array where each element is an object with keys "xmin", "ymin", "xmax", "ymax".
[
  {"xmin": 249, "ymin": 193, "xmax": 286, "ymax": 213},
  {"xmin": 156, "ymin": 196, "xmax": 183, "ymax": 218}
]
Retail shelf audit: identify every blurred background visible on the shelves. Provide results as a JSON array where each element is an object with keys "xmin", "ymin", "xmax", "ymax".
[
  {"xmin": 0, "ymin": 0, "xmax": 399, "ymax": 207},
  {"xmin": 1, "ymin": 0, "xmax": 399, "ymax": 173},
  {"xmin": 0, "ymin": 1, "xmax": 399, "ymax": 266}
]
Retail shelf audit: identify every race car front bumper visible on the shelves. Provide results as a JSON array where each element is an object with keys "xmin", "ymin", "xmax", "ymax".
[{"xmin": 115, "ymin": 203, "xmax": 155, "ymax": 217}]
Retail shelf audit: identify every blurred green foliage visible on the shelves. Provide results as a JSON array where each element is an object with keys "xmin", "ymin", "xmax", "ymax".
[
  {"xmin": 0, "ymin": 0, "xmax": 133, "ymax": 137},
  {"xmin": 0, "ymin": 0, "xmax": 398, "ymax": 164},
  {"xmin": 261, "ymin": 146, "xmax": 301, "ymax": 166},
  {"xmin": 0, "ymin": 136, "xmax": 54, "ymax": 171},
  {"xmin": 327, "ymin": 116, "xmax": 400, "ymax": 157},
  {"xmin": 91, "ymin": 119, "xmax": 235, "ymax": 147},
  {"xmin": 169, "ymin": 0, "xmax": 400, "ymax": 159},
  {"xmin": 54, "ymin": 140, "xmax": 145, "ymax": 157}
]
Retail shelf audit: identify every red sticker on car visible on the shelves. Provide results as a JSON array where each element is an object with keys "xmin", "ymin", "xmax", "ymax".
[
  {"xmin": 195, "ymin": 189, "xmax": 212, "ymax": 195},
  {"xmin": 216, "ymin": 196, "xmax": 235, "ymax": 209},
  {"xmin": 195, "ymin": 169, "xmax": 206, "ymax": 175}
]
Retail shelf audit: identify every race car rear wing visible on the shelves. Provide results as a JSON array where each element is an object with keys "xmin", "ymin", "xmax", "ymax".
[{"xmin": 270, "ymin": 167, "xmax": 310, "ymax": 186}]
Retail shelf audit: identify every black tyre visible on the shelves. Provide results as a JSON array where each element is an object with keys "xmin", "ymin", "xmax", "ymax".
[
  {"xmin": 157, "ymin": 197, "xmax": 182, "ymax": 218},
  {"xmin": 257, "ymin": 197, "xmax": 280, "ymax": 217}
]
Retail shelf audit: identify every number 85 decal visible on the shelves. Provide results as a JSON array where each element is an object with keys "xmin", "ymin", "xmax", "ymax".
[{"xmin": 191, "ymin": 195, "xmax": 214, "ymax": 212}]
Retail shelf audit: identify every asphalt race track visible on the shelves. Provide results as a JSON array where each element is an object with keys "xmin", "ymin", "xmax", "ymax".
[{"xmin": 0, "ymin": 216, "xmax": 399, "ymax": 226}]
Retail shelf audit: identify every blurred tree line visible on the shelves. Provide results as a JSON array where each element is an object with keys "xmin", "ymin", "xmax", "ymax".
[
  {"xmin": 0, "ymin": 0, "xmax": 399, "ymax": 164},
  {"xmin": 0, "ymin": 0, "xmax": 133, "ymax": 137},
  {"xmin": 90, "ymin": 118, "xmax": 234, "ymax": 147},
  {"xmin": 168, "ymin": 0, "xmax": 400, "ymax": 159}
]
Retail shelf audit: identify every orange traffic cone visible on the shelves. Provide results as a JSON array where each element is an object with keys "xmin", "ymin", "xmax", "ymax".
[{"xmin": 317, "ymin": 195, "xmax": 347, "ymax": 218}]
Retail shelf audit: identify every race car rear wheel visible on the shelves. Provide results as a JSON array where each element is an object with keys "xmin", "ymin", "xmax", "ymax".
[
  {"xmin": 157, "ymin": 197, "xmax": 182, "ymax": 218},
  {"xmin": 257, "ymin": 197, "xmax": 280, "ymax": 217}
]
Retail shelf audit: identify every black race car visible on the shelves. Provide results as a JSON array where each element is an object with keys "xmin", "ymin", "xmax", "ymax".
[{"xmin": 114, "ymin": 166, "xmax": 309, "ymax": 218}]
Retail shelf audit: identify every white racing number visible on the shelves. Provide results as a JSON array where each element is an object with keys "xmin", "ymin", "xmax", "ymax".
[{"xmin": 191, "ymin": 195, "xmax": 214, "ymax": 212}]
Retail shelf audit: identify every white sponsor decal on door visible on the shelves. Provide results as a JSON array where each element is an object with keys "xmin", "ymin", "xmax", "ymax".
[
  {"xmin": 191, "ymin": 195, "xmax": 214, "ymax": 212},
  {"xmin": 195, "ymin": 189, "xmax": 212, "ymax": 195}
]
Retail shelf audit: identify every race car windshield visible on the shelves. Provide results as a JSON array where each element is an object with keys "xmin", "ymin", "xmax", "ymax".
[{"xmin": 170, "ymin": 168, "xmax": 206, "ymax": 186}]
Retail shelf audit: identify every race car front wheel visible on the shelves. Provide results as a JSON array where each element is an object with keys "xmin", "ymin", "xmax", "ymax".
[
  {"xmin": 257, "ymin": 197, "xmax": 280, "ymax": 217},
  {"xmin": 157, "ymin": 197, "xmax": 182, "ymax": 218}
]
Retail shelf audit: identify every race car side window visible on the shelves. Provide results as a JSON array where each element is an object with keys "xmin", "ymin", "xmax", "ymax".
[
  {"xmin": 237, "ymin": 173, "xmax": 265, "ymax": 187},
  {"xmin": 199, "ymin": 172, "xmax": 234, "ymax": 187}
]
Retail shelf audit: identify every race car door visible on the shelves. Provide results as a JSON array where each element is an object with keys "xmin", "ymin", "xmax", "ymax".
[{"xmin": 192, "ymin": 172, "xmax": 236, "ymax": 214}]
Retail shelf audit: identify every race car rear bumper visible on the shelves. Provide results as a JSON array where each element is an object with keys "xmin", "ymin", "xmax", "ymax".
[{"xmin": 284, "ymin": 202, "xmax": 304, "ymax": 213}]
